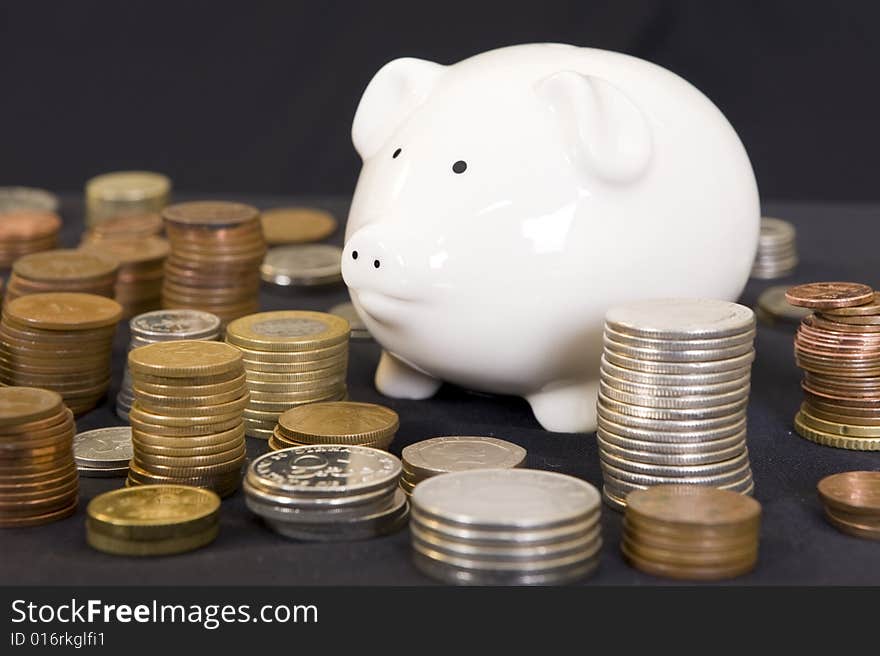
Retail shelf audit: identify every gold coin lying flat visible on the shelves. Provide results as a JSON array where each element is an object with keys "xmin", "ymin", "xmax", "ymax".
[{"xmin": 260, "ymin": 207, "xmax": 337, "ymax": 244}]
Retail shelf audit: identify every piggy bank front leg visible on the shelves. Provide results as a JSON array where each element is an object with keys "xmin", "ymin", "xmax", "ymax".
[
  {"xmin": 375, "ymin": 350, "xmax": 442, "ymax": 399},
  {"xmin": 526, "ymin": 380, "xmax": 599, "ymax": 434}
]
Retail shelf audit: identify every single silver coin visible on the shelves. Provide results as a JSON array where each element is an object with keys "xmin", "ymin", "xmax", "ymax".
[
  {"xmin": 600, "ymin": 458, "xmax": 751, "ymax": 487},
  {"xmin": 605, "ymin": 299, "xmax": 755, "ymax": 340},
  {"xmin": 597, "ymin": 426, "xmax": 748, "ymax": 454},
  {"xmin": 129, "ymin": 309, "xmax": 221, "ymax": 339},
  {"xmin": 77, "ymin": 463, "xmax": 129, "ymax": 478},
  {"xmin": 599, "ymin": 446, "xmax": 751, "ymax": 478},
  {"xmin": 73, "ymin": 427, "xmax": 133, "ymax": 467},
  {"xmin": 598, "ymin": 392, "xmax": 749, "ymax": 420},
  {"xmin": 402, "ymin": 436, "xmax": 527, "ymax": 479},
  {"xmin": 597, "ymin": 405, "xmax": 748, "ymax": 432},
  {"xmin": 602, "ymin": 348, "xmax": 755, "ymax": 375},
  {"xmin": 758, "ymin": 217, "xmax": 796, "ymax": 244},
  {"xmin": 597, "ymin": 414, "xmax": 747, "ymax": 443},
  {"xmin": 757, "ymin": 285, "xmax": 811, "ymax": 325},
  {"xmin": 328, "ymin": 302, "xmax": 371, "ymax": 339},
  {"xmin": 597, "ymin": 434, "xmax": 747, "ymax": 466},
  {"xmin": 602, "ymin": 334, "xmax": 755, "ymax": 362},
  {"xmin": 261, "ymin": 244, "xmax": 343, "ymax": 286},
  {"xmin": 600, "ymin": 369, "xmax": 752, "ymax": 398},
  {"xmin": 243, "ymin": 476, "xmax": 397, "ymax": 511},
  {"xmin": 600, "ymin": 357, "xmax": 753, "ymax": 386},
  {"xmin": 0, "ymin": 186, "xmax": 59, "ymax": 213},
  {"xmin": 598, "ymin": 380, "xmax": 750, "ymax": 409},
  {"xmin": 602, "ymin": 324, "xmax": 756, "ymax": 351}
]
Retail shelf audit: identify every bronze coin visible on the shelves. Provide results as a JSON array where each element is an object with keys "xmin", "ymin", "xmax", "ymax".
[
  {"xmin": 625, "ymin": 484, "xmax": 761, "ymax": 528},
  {"xmin": 817, "ymin": 471, "xmax": 880, "ymax": 516},
  {"xmin": 786, "ymin": 282, "xmax": 874, "ymax": 309},
  {"xmin": 0, "ymin": 210, "xmax": 61, "ymax": 240},
  {"xmin": 821, "ymin": 292, "xmax": 880, "ymax": 317},
  {"xmin": 817, "ymin": 313, "xmax": 880, "ymax": 326},
  {"xmin": 162, "ymin": 201, "xmax": 259, "ymax": 227},
  {"xmin": 810, "ymin": 314, "xmax": 880, "ymax": 334},
  {"xmin": 823, "ymin": 507, "xmax": 880, "ymax": 540}
]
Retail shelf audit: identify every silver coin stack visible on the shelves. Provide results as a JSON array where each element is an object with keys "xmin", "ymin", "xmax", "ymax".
[
  {"xmin": 244, "ymin": 445, "xmax": 409, "ymax": 541},
  {"xmin": 598, "ymin": 299, "xmax": 756, "ymax": 511},
  {"xmin": 400, "ymin": 436, "xmax": 527, "ymax": 495},
  {"xmin": 410, "ymin": 469, "xmax": 602, "ymax": 585},
  {"xmin": 116, "ymin": 309, "xmax": 221, "ymax": 421},
  {"xmin": 261, "ymin": 244, "xmax": 343, "ymax": 287},
  {"xmin": 73, "ymin": 427, "xmax": 133, "ymax": 478},
  {"xmin": 750, "ymin": 217, "xmax": 797, "ymax": 279}
]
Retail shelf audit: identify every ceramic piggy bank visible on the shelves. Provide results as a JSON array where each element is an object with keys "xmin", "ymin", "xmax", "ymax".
[{"xmin": 342, "ymin": 43, "xmax": 759, "ymax": 433}]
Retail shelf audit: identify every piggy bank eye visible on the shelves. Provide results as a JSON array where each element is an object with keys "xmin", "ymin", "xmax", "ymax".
[
  {"xmin": 452, "ymin": 160, "xmax": 467, "ymax": 174},
  {"xmin": 392, "ymin": 148, "xmax": 402, "ymax": 159}
]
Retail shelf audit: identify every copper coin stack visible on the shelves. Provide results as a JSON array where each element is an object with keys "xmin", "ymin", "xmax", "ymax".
[
  {"xmin": 0, "ymin": 293, "xmax": 122, "ymax": 415},
  {"xmin": 786, "ymin": 282, "xmax": 880, "ymax": 450},
  {"xmin": 126, "ymin": 340, "xmax": 249, "ymax": 497},
  {"xmin": 0, "ymin": 210, "xmax": 62, "ymax": 268},
  {"xmin": 162, "ymin": 201, "xmax": 266, "ymax": 325},
  {"xmin": 271, "ymin": 401, "xmax": 398, "ymax": 451},
  {"xmin": 817, "ymin": 471, "xmax": 880, "ymax": 540},
  {"xmin": 621, "ymin": 485, "xmax": 761, "ymax": 580},
  {"xmin": 0, "ymin": 387, "xmax": 78, "ymax": 528},
  {"xmin": 81, "ymin": 212, "xmax": 163, "ymax": 243},
  {"xmin": 225, "ymin": 311, "xmax": 350, "ymax": 439},
  {"xmin": 5, "ymin": 249, "xmax": 119, "ymax": 306},
  {"xmin": 80, "ymin": 236, "xmax": 170, "ymax": 318}
]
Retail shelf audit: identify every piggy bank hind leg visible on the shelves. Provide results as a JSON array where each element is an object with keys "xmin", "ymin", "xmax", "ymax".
[
  {"xmin": 375, "ymin": 350, "xmax": 442, "ymax": 399},
  {"xmin": 526, "ymin": 380, "xmax": 599, "ymax": 433}
]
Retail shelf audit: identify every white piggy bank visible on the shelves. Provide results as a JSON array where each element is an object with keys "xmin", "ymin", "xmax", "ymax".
[{"xmin": 342, "ymin": 43, "xmax": 759, "ymax": 433}]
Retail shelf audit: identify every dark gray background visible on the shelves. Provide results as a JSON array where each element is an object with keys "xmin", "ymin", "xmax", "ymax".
[{"xmin": 1, "ymin": 0, "xmax": 879, "ymax": 200}]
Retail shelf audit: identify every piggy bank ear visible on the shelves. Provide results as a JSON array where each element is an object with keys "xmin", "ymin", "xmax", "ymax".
[
  {"xmin": 352, "ymin": 58, "xmax": 445, "ymax": 159},
  {"xmin": 536, "ymin": 71, "xmax": 653, "ymax": 183}
]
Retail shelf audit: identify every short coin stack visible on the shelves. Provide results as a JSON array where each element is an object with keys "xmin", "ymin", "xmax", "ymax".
[
  {"xmin": 117, "ymin": 309, "xmax": 221, "ymax": 421},
  {"xmin": 400, "ymin": 436, "xmax": 526, "ymax": 495},
  {"xmin": 86, "ymin": 485, "xmax": 220, "ymax": 556},
  {"xmin": 225, "ymin": 311, "xmax": 350, "ymax": 438},
  {"xmin": 787, "ymin": 282, "xmax": 880, "ymax": 450},
  {"xmin": 750, "ymin": 216, "xmax": 797, "ymax": 279},
  {"xmin": 621, "ymin": 485, "xmax": 761, "ymax": 580},
  {"xmin": 817, "ymin": 471, "xmax": 880, "ymax": 540},
  {"xmin": 244, "ymin": 445, "xmax": 408, "ymax": 541},
  {"xmin": 80, "ymin": 236, "xmax": 169, "ymax": 318},
  {"xmin": 260, "ymin": 207, "xmax": 337, "ymax": 245},
  {"xmin": 162, "ymin": 201, "xmax": 266, "ymax": 324},
  {"xmin": 82, "ymin": 212, "xmax": 164, "ymax": 242},
  {"xmin": 5, "ymin": 249, "xmax": 119, "ymax": 306},
  {"xmin": 261, "ymin": 245, "xmax": 343, "ymax": 287},
  {"xmin": 0, "ymin": 293, "xmax": 122, "ymax": 415},
  {"xmin": 271, "ymin": 401, "xmax": 397, "ymax": 450},
  {"xmin": 598, "ymin": 299, "xmax": 756, "ymax": 511},
  {"xmin": 0, "ymin": 387, "xmax": 78, "ymax": 527},
  {"xmin": 74, "ymin": 427, "xmax": 133, "ymax": 478},
  {"xmin": 0, "ymin": 211, "xmax": 62, "ymax": 268},
  {"xmin": 410, "ymin": 469, "xmax": 602, "ymax": 585},
  {"xmin": 85, "ymin": 171, "xmax": 171, "ymax": 227},
  {"xmin": 126, "ymin": 341, "xmax": 249, "ymax": 497}
]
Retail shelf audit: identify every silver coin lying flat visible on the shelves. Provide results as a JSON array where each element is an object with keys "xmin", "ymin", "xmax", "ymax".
[
  {"xmin": 73, "ymin": 426, "xmax": 133, "ymax": 467},
  {"xmin": 261, "ymin": 244, "xmax": 343, "ymax": 286},
  {"xmin": 130, "ymin": 309, "xmax": 221, "ymax": 340}
]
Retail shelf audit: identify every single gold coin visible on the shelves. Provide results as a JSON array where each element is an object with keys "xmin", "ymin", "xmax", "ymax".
[
  {"xmin": 225, "ymin": 310, "xmax": 349, "ymax": 352},
  {"xmin": 133, "ymin": 372, "xmax": 247, "ymax": 398},
  {"xmin": 234, "ymin": 341, "xmax": 348, "ymax": 363},
  {"xmin": 13, "ymin": 249, "xmax": 119, "ymax": 282},
  {"xmin": 5, "ymin": 293, "xmax": 123, "ymax": 330},
  {"xmin": 277, "ymin": 401, "xmax": 398, "ymax": 443},
  {"xmin": 136, "ymin": 393, "xmax": 249, "ymax": 418},
  {"xmin": 133, "ymin": 386, "xmax": 247, "ymax": 409},
  {"xmin": 132, "ymin": 422, "xmax": 245, "ymax": 448},
  {"xmin": 798, "ymin": 405, "xmax": 880, "ymax": 437},
  {"xmin": 86, "ymin": 523, "xmax": 218, "ymax": 556},
  {"xmin": 0, "ymin": 387, "xmax": 64, "ymax": 427},
  {"xmin": 129, "ymin": 413, "xmax": 243, "ymax": 437},
  {"xmin": 794, "ymin": 413, "xmax": 880, "ymax": 450},
  {"xmin": 128, "ymin": 403, "xmax": 244, "ymax": 428},
  {"xmin": 133, "ymin": 442, "xmax": 246, "ymax": 469},
  {"xmin": 260, "ymin": 207, "xmax": 337, "ymax": 244},
  {"xmin": 128, "ymin": 340, "xmax": 243, "ymax": 378}
]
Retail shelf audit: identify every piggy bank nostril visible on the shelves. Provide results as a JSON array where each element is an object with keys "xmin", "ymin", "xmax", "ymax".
[
  {"xmin": 373, "ymin": 259, "xmax": 381, "ymax": 269},
  {"xmin": 352, "ymin": 250, "xmax": 358, "ymax": 260}
]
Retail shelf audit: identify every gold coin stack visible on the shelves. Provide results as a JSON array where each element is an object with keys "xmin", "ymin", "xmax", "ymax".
[
  {"xmin": 0, "ymin": 210, "xmax": 62, "ymax": 268},
  {"xmin": 225, "ymin": 311, "xmax": 350, "ymax": 439},
  {"xmin": 162, "ymin": 201, "xmax": 266, "ymax": 325},
  {"xmin": 621, "ymin": 485, "xmax": 761, "ymax": 580},
  {"xmin": 0, "ymin": 387, "xmax": 78, "ymax": 527},
  {"xmin": 85, "ymin": 171, "xmax": 171, "ymax": 227},
  {"xmin": 4, "ymin": 249, "xmax": 119, "ymax": 306},
  {"xmin": 79, "ymin": 236, "xmax": 170, "ymax": 318},
  {"xmin": 86, "ymin": 485, "xmax": 221, "ymax": 556},
  {"xmin": 126, "ymin": 340, "xmax": 249, "ymax": 497},
  {"xmin": 0, "ymin": 293, "xmax": 122, "ymax": 415},
  {"xmin": 271, "ymin": 401, "xmax": 398, "ymax": 451},
  {"xmin": 82, "ymin": 212, "xmax": 163, "ymax": 242},
  {"xmin": 817, "ymin": 471, "xmax": 880, "ymax": 540}
]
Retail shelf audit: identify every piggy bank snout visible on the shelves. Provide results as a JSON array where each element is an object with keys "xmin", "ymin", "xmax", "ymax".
[{"xmin": 342, "ymin": 226, "xmax": 411, "ymax": 298}]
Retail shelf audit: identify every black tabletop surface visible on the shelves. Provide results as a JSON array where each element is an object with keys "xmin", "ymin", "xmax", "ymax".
[{"xmin": 2, "ymin": 196, "xmax": 878, "ymax": 586}]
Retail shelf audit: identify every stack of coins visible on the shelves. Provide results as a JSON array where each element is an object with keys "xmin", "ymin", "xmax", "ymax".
[
  {"xmin": 410, "ymin": 469, "xmax": 602, "ymax": 585},
  {"xmin": 261, "ymin": 245, "xmax": 343, "ymax": 287},
  {"xmin": 750, "ymin": 217, "xmax": 797, "ymax": 279},
  {"xmin": 85, "ymin": 171, "xmax": 171, "ymax": 227},
  {"xmin": 787, "ymin": 282, "xmax": 880, "ymax": 451},
  {"xmin": 117, "ymin": 309, "xmax": 221, "ymax": 421},
  {"xmin": 260, "ymin": 207, "xmax": 337, "ymax": 245},
  {"xmin": 86, "ymin": 485, "xmax": 220, "ymax": 556},
  {"xmin": 79, "ymin": 237, "xmax": 169, "ymax": 318},
  {"xmin": 271, "ymin": 401, "xmax": 397, "ymax": 450},
  {"xmin": 598, "ymin": 299, "xmax": 756, "ymax": 511},
  {"xmin": 73, "ymin": 427, "xmax": 133, "ymax": 478},
  {"xmin": 0, "ymin": 187, "xmax": 59, "ymax": 213},
  {"xmin": 225, "ymin": 311, "xmax": 350, "ymax": 438},
  {"xmin": 244, "ymin": 445, "xmax": 408, "ymax": 541},
  {"xmin": 621, "ymin": 485, "xmax": 761, "ymax": 580},
  {"xmin": 82, "ymin": 212, "xmax": 163, "ymax": 242},
  {"xmin": 400, "ymin": 436, "xmax": 526, "ymax": 495},
  {"xmin": 126, "ymin": 341, "xmax": 248, "ymax": 497},
  {"xmin": 0, "ymin": 387, "xmax": 77, "ymax": 527},
  {"xmin": 0, "ymin": 211, "xmax": 62, "ymax": 268},
  {"xmin": 162, "ymin": 201, "xmax": 265, "ymax": 324},
  {"xmin": 755, "ymin": 285, "xmax": 811, "ymax": 327},
  {"xmin": 4, "ymin": 250, "xmax": 119, "ymax": 305},
  {"xmin": 0, "ymin": 294, "xmax": 122, "ymax": 415},
  {"xmin": 328, "ymin": 301, "xmax": 371, "ymax": 340},
  {"xmin": 817, "ymin": 471, "xmax": 880, "ymax": 540}
]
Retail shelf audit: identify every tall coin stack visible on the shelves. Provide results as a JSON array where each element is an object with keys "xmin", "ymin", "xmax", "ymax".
[
  {"xmin": 162, "ymin": 201, "xmax": 265, "ymax": 325},
  {"xmin": 410, "ymin": 470, "xmax": 602, "ymax": 585},
  {"xmin": 5, "ymin": 250, "xmax": 119, "ymax": 306},
  {"xmin": 117, "ymin": 309, "xmax": 221, "ymax": 421},
  {"xmin": 622, "ymin": 485, "xmax": 761, "ymax": 580},
  {"xmin": 0, "ymin": 294, "xmax": 122, "ymax": 415},
  {"xmin": 85, "ymin": 171, "xmax": 171, "ymax": 227},
  {"xmin": 598, "ymin": 299, "xmax": 756, "ymax": 511},
  {"xmin": 79, "ymin": 236, "xmax": 169, "ymax": 318},
  {"xmin": 0, "ymin": 387, "xmax": 78, "ymax": 527},
  {"xmin": 271, "ymin": 401, "xmax": 397, "ymax": 451},
  {"xmin": 400, "ymin": 436, "xmax": 527, "ymax": 496},
  {"xmin": 244, "ymin": 445, "xmax": 409, "ymax": 541},
  {"xmin": 126, "ymin": 341, "xmax": 249, "ymax": 497},
  {"xmin": 0, "ymin": 211, "xmax": 62, "ymax": 268},
  {"xmin": 750, "ymin": 217, "xmax": 797, "ymax": 279},
  {"xmin": 225, "ymin": 311, "xmax": 349, "ymax": 439},
  {"xmin": 785, "ymin": 282, "xmax": 880, "ymax": 450}
]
